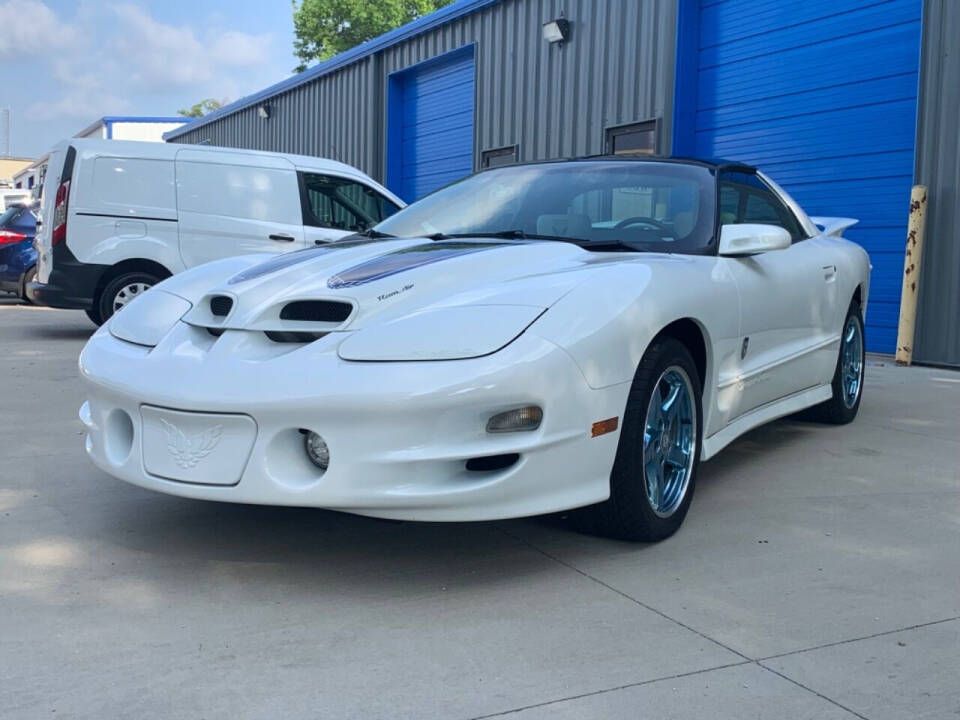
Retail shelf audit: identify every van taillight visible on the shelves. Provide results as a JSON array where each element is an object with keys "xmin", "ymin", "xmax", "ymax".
[{"xmin": 51, "ymin": 180, "xmax": 70, "ymax": 246}]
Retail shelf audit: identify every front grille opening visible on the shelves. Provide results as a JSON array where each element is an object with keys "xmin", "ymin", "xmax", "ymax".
[
  {"xmin": 465, "ymin": 453, "xmax": 520, "ymax": 473},
  {"xmin": 265, "ymin": 330, "xmax": 328, "ymax": 344},
  {"xmin": 280, "ymin": 300, "xmax": 352, "ymax": 323},
  {"xmin": 207, "ymin": 327, "xmax": 225, "ymax": 338},
  {"xmin": 210, "ymin": 295, "xmax": 234, "ymax": 317}
]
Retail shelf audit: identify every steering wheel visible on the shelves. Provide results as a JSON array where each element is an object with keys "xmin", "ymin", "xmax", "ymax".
[{"xmin": 613, "ymin": 216, "xmax": 668, "ymax": 231}]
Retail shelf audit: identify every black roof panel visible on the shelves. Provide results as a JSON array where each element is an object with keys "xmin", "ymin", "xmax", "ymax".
[{"xmin": 483, "ymin": 154, "xmax": 758, "ymax": 173}]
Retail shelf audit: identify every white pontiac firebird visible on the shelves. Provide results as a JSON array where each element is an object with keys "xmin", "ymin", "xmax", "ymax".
[{"xmin": 78, "ymin": 158, "xmax": 870, "ymax": 541}]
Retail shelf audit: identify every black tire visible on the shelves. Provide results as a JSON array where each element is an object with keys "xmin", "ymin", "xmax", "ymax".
[
  {"xmin": 802, "ymin": 300, "xmax": 865, "ymax": 425},
  {"xmin": 85, "ymin": 307, "xmax": 104, "ymax": 326},
  {"xmin": 573, "ymin": 337, "xmax": 703, "ymax": 542},
  {"xmin": 96, "ymin": 271, "xmax": 160, "ymax": 324},
  {"xmin": 20, "ymin": 265, "xmax": 36, "ymax": 304}
]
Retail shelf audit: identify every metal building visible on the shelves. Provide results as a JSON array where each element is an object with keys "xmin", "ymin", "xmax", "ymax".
[{"xmin": 166, "ymin": 0, "xmax": 960, "ymax": 366}]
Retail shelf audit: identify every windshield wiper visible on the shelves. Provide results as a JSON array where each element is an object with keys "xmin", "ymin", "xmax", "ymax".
[
  {"xmin": 425, "ymin": 230, "xmax": 584, "ymax": 243},
  {"xmin": 352, "ymin": 228, "xmax": 396, "ymax": 239}
]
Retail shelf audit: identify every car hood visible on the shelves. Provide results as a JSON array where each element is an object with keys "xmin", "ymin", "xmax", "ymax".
[
  {"xmin": 149, "ymin": 236, "xmax": 672, "ymax": 361},
  {"xmin": 175, "ymin": 238, "xmax": 609, "ymax": 330}
]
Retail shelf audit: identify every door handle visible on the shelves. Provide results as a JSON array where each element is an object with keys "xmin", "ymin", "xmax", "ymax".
[
  {"xmin": 269, "ymin": 233, "xmax": 295, "ymax": 242},
  {"xmin": 822, "ymin": 265, "xmax": 837, "ymax": 281}
]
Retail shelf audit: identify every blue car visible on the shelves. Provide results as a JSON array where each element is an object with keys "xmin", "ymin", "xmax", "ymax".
[{"xmin": 0, "ymin": 202, "xmax": 39, "ymax": 301}]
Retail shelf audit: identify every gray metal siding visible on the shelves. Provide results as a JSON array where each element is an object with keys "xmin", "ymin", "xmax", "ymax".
[
  {"xmin": 169, "ymin": 0, "xmax": 676, "ymax": 183},
  {"xmin": 170, "ymin": 59, "xmax": 380, "ymax": 176},
  {"xmin": 914, "ymin": 0, "xmax": 960, "ymax": 366}
]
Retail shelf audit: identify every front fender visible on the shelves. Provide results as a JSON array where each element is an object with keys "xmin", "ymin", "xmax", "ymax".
[{"xmin": 528, "ymin": 256, "xmax": 740, "ymax": 437}]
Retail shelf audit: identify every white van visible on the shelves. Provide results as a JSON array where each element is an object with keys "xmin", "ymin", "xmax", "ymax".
[{"xmin": 29, "ymin": 139, "xmax": 404, "ymax": 324}]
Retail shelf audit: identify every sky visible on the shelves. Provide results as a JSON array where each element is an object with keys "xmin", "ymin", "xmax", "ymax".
[{"xmin": 0, "ymin": 0, "xmax": 298, "ymax": 158}]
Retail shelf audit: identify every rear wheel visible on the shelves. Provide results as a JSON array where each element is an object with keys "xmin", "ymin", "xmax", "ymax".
[
  {"xmin": 574, "ymin": 337, "xmax": 703, "ymax": 542},
  {"xmin": 96, "ymin": 272, "xmax": 160, "ymax": 325},
  {"xmin": 803, "ymin": 300, "xmax": 865, "ymax": 424},
  {"xmin": 20, "ymin": 266, "xmax": 36, "ymax": 304}
]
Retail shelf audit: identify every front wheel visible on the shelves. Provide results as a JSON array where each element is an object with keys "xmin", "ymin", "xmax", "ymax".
[
  {"xmin": 573, "ymin": 337, "xmax": 703, "ymax": 542},
  {"xmin": 96, "ymin": 272, "xmax": 160, "ymax": 325}
]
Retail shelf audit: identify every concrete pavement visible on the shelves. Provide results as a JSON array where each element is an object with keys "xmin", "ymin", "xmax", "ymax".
[{"xmin": 1, "ymin": 299, "xmax": 957, "ymax": 719}]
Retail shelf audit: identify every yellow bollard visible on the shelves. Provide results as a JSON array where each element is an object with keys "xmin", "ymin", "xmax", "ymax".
[{"xmin": 895, "ymin": 185, "xmax": 928, "ymax": 365}]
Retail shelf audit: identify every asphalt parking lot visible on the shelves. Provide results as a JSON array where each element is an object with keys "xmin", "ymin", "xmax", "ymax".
[{"xmin": 1, "ymin": 298, "xmax": 958, "ymax": 720}]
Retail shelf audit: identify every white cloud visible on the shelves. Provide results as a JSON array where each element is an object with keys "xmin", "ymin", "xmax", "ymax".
[
  {"xmin": 109, "ymin": 4, "xmax": 272, "ymax": 91},
  {"xmin": 12, "ymin": 1, "xmax": 276, "ymax": 121},
  {"xmin": 0, "ymin": 0, "xmax": 75, "ymax": 56}
]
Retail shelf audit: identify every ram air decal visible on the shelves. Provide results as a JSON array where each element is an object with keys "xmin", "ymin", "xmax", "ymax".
[{"xmin": 327, "ymin": 242, "xmax": 508, "ymax": 289}]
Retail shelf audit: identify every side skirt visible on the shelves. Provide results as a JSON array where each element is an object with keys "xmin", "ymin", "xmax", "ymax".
[{"xmin": 701, "ymin": 384, "xmax": 832, "ymax": 460}]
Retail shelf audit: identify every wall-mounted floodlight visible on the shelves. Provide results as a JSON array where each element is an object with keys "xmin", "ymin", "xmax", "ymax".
[
  {"xmin": 542, "ymin": 18, "xmax": 571, "ymax": 44},
  {"xmin": 257, "ymin": 105, "xmax": 272, "ymax": 120}
]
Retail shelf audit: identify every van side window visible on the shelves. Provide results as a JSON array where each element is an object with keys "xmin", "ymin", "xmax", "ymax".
[
  {"xmin": 300, "ymin": 173, "xmax": 400, "ymax": 231},
  {"xmin": 717, "ymin": 171, "xmax": 807, "ymax": 242}
]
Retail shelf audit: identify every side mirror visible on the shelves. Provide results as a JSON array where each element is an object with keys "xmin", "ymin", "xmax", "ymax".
[{"xmin": 718, "ymin": 224, "xmax": 791, "ymax": 257}]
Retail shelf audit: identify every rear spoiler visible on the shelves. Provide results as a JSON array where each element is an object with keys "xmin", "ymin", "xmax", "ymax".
[{"xmin": 810, "ymin": 217, "xmax": 858, "ymax": 237}]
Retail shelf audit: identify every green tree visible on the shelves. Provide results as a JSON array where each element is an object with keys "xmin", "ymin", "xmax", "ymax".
[
  {"xmin": 177, "ymin": 98, "xmax": 227, "ymax": 118},
  {"xmin": 292, "ymin": 0, "xmax": 455, "ymax": 72}
]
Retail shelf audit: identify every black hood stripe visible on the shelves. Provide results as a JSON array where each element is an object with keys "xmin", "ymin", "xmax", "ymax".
[
  {"xmin": 327, "ymin": 242, "xmax": 508, "ymax": 289},
  {"xmin": 227, "ymin": 238, "xmax": 383, "ymax": 285}
]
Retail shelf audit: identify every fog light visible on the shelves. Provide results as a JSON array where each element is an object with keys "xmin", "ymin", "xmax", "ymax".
[
  {"xmin": 486, "ymin": 406, "xmax": 543, "ymax": 433},
  {"xmin": 303, "ymin": 431, "xmax": 329, "ymax": 470}
]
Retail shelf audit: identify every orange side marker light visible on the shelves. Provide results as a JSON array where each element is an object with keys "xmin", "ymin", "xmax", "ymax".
[{"xmin": 591, "ymin": 417, "xmax": 619, "ymax": 437}]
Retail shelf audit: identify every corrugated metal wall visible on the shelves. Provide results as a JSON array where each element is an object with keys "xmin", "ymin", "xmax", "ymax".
[
  {"xmin": 169, "ymin": 0, "xmax": 676, "ymax": 183},
  {"xmin": 170, "ymin": 58, "xmax": 381, "ymax": 175},
  {"xmin": 686, "ymin": 0, "xmax": 923, "ymax": 355},
  {"xmin": 914, "ymin": 0, "xmax": 960, "ymax": 367}
]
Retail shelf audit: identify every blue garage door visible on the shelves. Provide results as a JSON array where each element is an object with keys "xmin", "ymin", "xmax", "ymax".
[
  {"xmin": 685, "ymin": 0, "xmax": 922, "ymax": 353},
  {"xmin": 387, "ymin": 46, "xmax": 475, "ymax": 203}
]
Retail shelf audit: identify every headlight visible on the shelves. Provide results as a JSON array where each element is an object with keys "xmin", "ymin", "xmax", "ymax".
[
  {"xmin": 109, "ymin": 289, "xmax": 192, "ymax": 347},
  {"xmin": 337, "ymin": 305, "xmax": 545, "ymax": 361}
]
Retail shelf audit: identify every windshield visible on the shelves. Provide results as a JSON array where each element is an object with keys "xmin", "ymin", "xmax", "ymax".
[
  {"xmin": 374, "ymin": 161, "xmax": 718, "ymax": 254},
  {"xmin": 0, "ymin": 206, "xmax": 21, "ymax": 227}
]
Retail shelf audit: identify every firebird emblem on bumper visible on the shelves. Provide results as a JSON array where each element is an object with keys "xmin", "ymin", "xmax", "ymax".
[{"xmin": 160, "ymin": 419, "xmax": 223, "ymax": 469}]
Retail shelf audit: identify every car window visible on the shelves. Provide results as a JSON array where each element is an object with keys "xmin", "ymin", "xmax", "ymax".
[
  {"xmin": 300, "ymin": 173, "xmax": 400, "ymax": 231},
  {"xmin": 0, "ymin": 206, "xmax": 20, "ymax": 227},
  {"xmin": 375, "ymin": 161, "xmax": 719, "ymax": 255},
  {"xmin": 718, "ymin": 171, "xmax": 806, "ymax": 241}
]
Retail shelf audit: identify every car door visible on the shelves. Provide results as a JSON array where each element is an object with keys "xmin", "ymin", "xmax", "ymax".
[
  {"xmin": 719, "ymin": 171, "xmax": 839, "ymax": 419},
  {"xmin": 298, "ymin": 171, "xmax": 402, "ymax": 246},
  {"xmin": 175, "ymin": 150, "xmax": 306, "ymax": 268}
]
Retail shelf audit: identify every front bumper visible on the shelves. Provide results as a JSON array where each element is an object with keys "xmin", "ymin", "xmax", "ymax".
[{"xmin": 78, "ymin": 323, "xmax": 627, "ymax": 521}]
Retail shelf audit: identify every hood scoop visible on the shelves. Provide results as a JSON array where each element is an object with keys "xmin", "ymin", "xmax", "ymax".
[
  {"xmin": 183, "ymin": 293, "xmax": 358, "ymax": 345},
  {"xmin": 280, "ymin": 300, "xmax": 352, "ymax": 323},
  {"xmin": 209, "ymin": 295, "xmax": 234, "ymax": 317}
]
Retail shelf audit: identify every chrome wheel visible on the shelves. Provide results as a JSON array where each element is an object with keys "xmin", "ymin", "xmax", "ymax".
[
  {"xmin": 840, "ymin": 315, "xmax": 864, "ymax": 408},
  {"xmin": 112, "ymin": 282, "xmax": 151, "ymax": 312},
  {"xmin": 643, "ymin": 365, "xmax": 697, "ymax": 518}
]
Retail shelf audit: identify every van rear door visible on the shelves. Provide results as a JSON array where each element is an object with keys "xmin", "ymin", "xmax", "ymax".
[
  {"xmin": 175, "ymin": 150, "xmax": 306, "ymax": 268},
  {"xmin": 34, "ymin": 143, "xmax": 68, "ymax": 284}
]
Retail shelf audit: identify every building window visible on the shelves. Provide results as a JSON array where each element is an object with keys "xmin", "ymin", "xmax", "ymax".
[
  {"xmin": 606, "ymin": 121, "xmax": 657, "ymax": 156},
  {"xmin": 28, "ymin": 177, "xmax": 34, "ymax": 189},
  {"xmin": 481, "ymin": 145, "xmax": 518, "ymax": 168}
]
